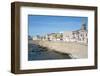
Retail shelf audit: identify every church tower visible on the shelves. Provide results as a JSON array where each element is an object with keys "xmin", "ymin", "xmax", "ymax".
[{"xmin": 81, "ymin": 18, "xmax": 86, "ymax": 31}]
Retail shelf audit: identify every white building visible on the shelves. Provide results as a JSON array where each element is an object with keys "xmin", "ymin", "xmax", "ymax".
[{"xmin": 63, "ymin": 23, "xmax": 88, "ymax": 43}]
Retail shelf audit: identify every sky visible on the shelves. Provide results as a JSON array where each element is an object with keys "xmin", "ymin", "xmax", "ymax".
[{"xmin": 28, "ymin": 15, "xmax": 88, "ymax": 37}]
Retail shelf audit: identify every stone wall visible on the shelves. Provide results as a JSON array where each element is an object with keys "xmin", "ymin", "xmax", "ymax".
[{"xmin": 31, "ymin": 40, "xmax": 88, "ymax": 59}]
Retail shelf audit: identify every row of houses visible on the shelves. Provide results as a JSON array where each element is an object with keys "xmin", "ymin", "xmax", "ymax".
[{"xmin": 31, "ymin": 23, "xmax": 88, "ymax": 43}]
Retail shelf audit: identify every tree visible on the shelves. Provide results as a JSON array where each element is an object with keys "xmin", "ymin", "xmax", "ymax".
[
  {"xmin": 57, "ymin": 33, "xmax": 63, "ymax": 40},
  {"xmin": 52, "ymin": 33, "xmax": 57, "ymax": 39},
  {"xmin": 52, "ymin": 33, "xmax": 63, "ymax": 40}
]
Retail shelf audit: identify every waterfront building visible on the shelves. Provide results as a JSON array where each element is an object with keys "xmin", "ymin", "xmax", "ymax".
[{"xmin": 32, "ymin": 23, "xmax": 88, "ymax": 43}]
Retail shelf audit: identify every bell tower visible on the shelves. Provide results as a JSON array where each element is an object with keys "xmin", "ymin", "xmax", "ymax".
[{"xmin": 81, "ymin": 18, "xmax": 86, "ymax": 30}]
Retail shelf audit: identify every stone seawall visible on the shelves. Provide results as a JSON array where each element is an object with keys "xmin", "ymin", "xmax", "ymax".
[{"xmin": 29, "ymin": 40, "xmax": 88, "ymax": 58}]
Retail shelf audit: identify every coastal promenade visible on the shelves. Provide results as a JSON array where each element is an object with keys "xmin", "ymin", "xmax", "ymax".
[{"xmin": 29, "ymin": 40, "xmax": 88, "ymax": 59}]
